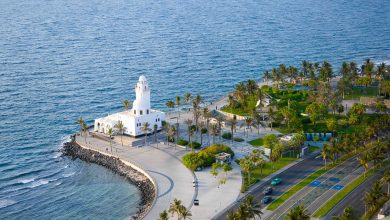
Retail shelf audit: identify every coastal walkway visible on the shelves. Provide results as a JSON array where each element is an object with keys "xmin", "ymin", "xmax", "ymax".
[{"xmin": 75, "ymin": 135, "xmax": 194, "ymax": 220}]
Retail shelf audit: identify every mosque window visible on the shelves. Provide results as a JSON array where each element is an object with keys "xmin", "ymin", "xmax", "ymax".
[
  {"xmin": 134, "ymin": 110, "xmax": 136, "ymax": 115},
  {"xmin": 140, "ymin": 110, "xmax": 143, "ymax": 115},
  {"xmin": 147, "ymin": 109, "xmax": 149, "ymax": 114}
]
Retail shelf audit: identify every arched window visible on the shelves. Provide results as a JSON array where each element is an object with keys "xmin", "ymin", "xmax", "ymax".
[
  {"xmin": 134, "ymin": 110, "xmax": 136, "ymax": 115},
  {"xmin": 147, "ymin": 109, "xmax": 149, "ymax": 114},
  {"xmin": 140, "ymin": 110, "xmax": 143, "ymax": 115}
]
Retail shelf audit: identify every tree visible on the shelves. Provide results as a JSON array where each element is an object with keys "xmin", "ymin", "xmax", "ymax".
[
  {"xmin": 210, "ymin": 163, "xmax": 219, "ymax": 178},
  {"xmin": 332, "ymin": 207, "xmax": 352, "ymax": 220},
  {"xmin": 184, "ymin": 92, "xmax": 192, "ymax": 105},
  {"xmin": 381, "ymin": 169, "xmax": 390, "ymax": 196},
  {"xmin": 216, "ymin": 115, "xmax": 225, "ymax": 139},
  {"xmin": 154, "ymin": 124, "xmax": 158, "ymax": 142},
  {"xmin": 244, "ymin": 195, "xmax": 263, "ymax": 219},
  {"xmin": 114, "ymin": 120, "xmax": 125, "ymax": 147},
  {"xmin": 200, "ymin": 126, "xmax": 207, "ymax": 145},
  {"xmin": 240, "ymin": 158, "xmax": 255, "ymax": 183},
  {"xmin": 184, "ymin": 119, "xmax": 194, "ymax": 150},
  {"xmin": 223, "ymin": 163, "xmax": 233, "ymax": 178},
  {"xmin": 226, "ymin": 116, "xmax": 238, "ymax": 143},
  {"xmin": 280, "ymin": 107, "xmax": 294, "ymax": 130},
  {"xmin": 168, "ymin": 198, "xmax": 182, "ymax": 219},
  {"xmin": 263, "ymin": 134, "xmax": 279, "ymax": 149},
  {"xmin": 321, "ymin": 144, "xmax": 331, "ymax": 166},
  {"xmin": 357, "ymin": 153, "xmax": 370, "ymax": 177},
  {"xmin": 241, "ymin": 117, "xmax": 257, "ymax": 138},
  {"xmin": 326, "ymin": 117, "xmax": 337, "ymax": 135},
  {"xmin": 270, "ymin": 143, "xmax": 283, "ymax": 170},
  {"xmin": 364, "ymin": 181, "xmax": 384, "ymax": 212},
  {"xmin": 81, "ymin": 122, "xmax": 88, "ymax": 143},
  {"xmin": 305, "ymin": 102, "xmax": 327, "ymax": 125},
  {"xmin": 77, "ymin": 117, "xmax": 85, "ymax": 135},
  {"xmin": 159, "ymin": 210, "xmax": 169, "ymax": 220},
  {"xmin": 108, "ymin": 128, "xmax": 113, "ymax": 152},
  {"xmin": 141, "ymin": 122, "xmax": 151, "ymax": 146},
  {"xmin": 210, "ymin": 124, "xmax": 219, "ymax": 144},
  {"xmin": 176, "ymin": 96, "xmax": 181, "ymax": 118},
  {"xmin": 123, "ymin": 99, "xmax": 131, "ymax": 110},
  {"xmin": 178, "ymin": 205, "xmax": 192, "ymax": 220},
  {"xmin": 285, "ymin": 205, "xmax": 310, "ymax": 220},
  {"xmin": 319, "ymin": 61, "xmax": 333, "ymax": 82},
  {"xmin": 166, "ymin": 100, "xmax": 175, "ymax": 110},
  {"xmin": 268, "ymin": 107, "xmax": 276, "ymax": 130},
  {"xmin": 249, "ymin": 150, "xmax": 266, "ymax": 174}
]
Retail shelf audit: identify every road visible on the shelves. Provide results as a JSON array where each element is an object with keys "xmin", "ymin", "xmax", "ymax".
[
  {"xmin": 266, "ymin": 155, "xmax": 362, "ymax": 220},
  {"xmin": 325, "ymin": 169, "xmax": 387, "ymax": 219},
  {"xmin": 214, "ymin": 154, "xmax": 324, "ymax": 220}
]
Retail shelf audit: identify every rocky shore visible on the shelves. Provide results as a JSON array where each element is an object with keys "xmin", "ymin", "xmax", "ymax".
[{"xmin": 62, "ymin": 139, "xmax": 156, "ymax": 220}]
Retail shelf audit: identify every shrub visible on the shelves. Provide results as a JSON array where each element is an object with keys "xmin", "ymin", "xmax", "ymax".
[
  {"xmin": 202, "ymin": 144, "xmax": 235, "ymax": 158},
  {"xmin": 177, "ymin": 139, "xmax": 189, "ymax": 146},
  {"xmin": 188, "ymin": 141, "xmax": 201, "ymax": 149},
  {"xmin": 182, "ymin": 152, "xmax": 204, "ymax": 171},
  {"xmin": 234, "ymin": 137, "xmax": 244, "ymax": 142},
  {"xmin": 168, "ymin": 137, "xmax": 175, "ymax": 142},
  {"xmin": 222, "ymin": 132, "xmax": 232, "ymax": 140},
  {"xmin": 301, "ymin": 117, "xmax": 311, "ymax": 124}
]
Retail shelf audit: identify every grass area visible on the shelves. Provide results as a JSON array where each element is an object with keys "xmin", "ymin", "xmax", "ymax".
[
  {"xmin": 344, "ymin": 86, "xmax": 379, "ymax": 100},
  {"xmin": 248, "ymin": 138, "xmax": 264, "ymax": 147},
  {"xmin": 242, "ymin": 155, "xmax": 298, "ymax": 191},
  {"xmin": 267, "ymin": 165, "xmax": 331, "ymax": 210},
  {"xmin": 220, "ymin": 94, "xmax": 258, "ymax": 116},
  {"xmin": 308, "ymin": 145, "xmax": 320, "ymax": 153},
  {"xmin": 313, "ymin": 159, "xmax": 390, "ymax": 217}
]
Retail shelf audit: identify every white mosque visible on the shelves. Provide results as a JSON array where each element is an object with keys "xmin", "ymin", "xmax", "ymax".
[{"xmin": 94, "ymin": 75, "xmax": 165, "ymax": 137}]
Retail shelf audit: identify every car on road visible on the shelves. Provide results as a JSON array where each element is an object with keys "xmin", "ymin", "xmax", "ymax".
[
  {"xmin": 271, "ymin": 178, "xmax": 282, "ymax": 185},
  {"xmin": 261, "ymin": 196, "xmax": 272, "ymax": 204},
  {"xmin": 263, "ymin": 187, "xmax": 273, "ymax": 195}
]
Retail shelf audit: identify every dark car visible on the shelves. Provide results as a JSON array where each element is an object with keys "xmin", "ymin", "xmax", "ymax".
[
  {"xmin": 261, "ymin": 196, "xmax": 272, "ymax": 204},
  {"xmin": 263, "ymin": 187, "xmax": 273, "ymax": 195}
]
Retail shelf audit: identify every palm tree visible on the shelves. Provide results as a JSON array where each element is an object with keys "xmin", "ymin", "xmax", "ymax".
[
  {"xmin": 184, "ymin": 119, "xmax": 193, "ymax": 143},
  {"xmin": 176, "ymin": 96, "xmax": 181, "ymax": 118},
  {"xmin": 123, "ymin": 99, "xmax": 131, "ymax": 110},
  {"xmin": 358, "ymin": 153, "xmax": 370, "ymax": 177},
  {"xmin": 107, "ymin": 128, "xmax": 113, "ymax": 151},
  {"xmin": 141, "ymin": 122, "xmax": 151, "ymax": 146},
  {"xmin": 226, "ymin": 116, "xmax": 237, "ymax": 143},
  {"xmin": 184, "ymin": 92, "xmax": 192, "ymax": 105},
  {"xmin": 268, "ymin": 107, "xmax": 275, "ymax": 131},
  {"xmin": 154, "ymin": 124, "xmax": 158, "ymax": 143},
  {"xmin": 280, "ymin": 107, "xmax": 293, "ymax": 130},
  {"xmin": 81, "ymin": 122, "xmax": 88, "ymax": 143},
  {"xmin": 240, "ymin": 158, "xmax": 254, "ymax": 183},
  {"xmin": 364, "ymin": 181, "xmax": 384, "ymax": 212},
  {"xmin": 240, "ymin": 117, "xmax": 257, "ymax": 138},
  {"xmin": 159, "ymin": 210, "xmax": 169, "ymax": 220},
  {"xmin": 244, "ymin": 195, "xmax": 263, "ymax": 219},
  {"xmin": 381, "ymin": 170, "xmax": 390, "ymax": 196},
  {"xmin": 114, "ymin": 120, "xmax": 125, "ymax": 147},
  {"xmin": 178, "ymin": 205, "xmax": 192, "ymax": 220},
  {"xmin": 77, "ymin": 117, "xmax": 85, "ymax": 135},
  {"xmin": 263, "ymin": 70, "xmax": 271, "ymax": 83},
  {"xmin": 321, "ymin": 145, "xmax": 330, "ymax": 167},
  {"xmin": 216, "ymin": 115, "xmax": 225, "ymax": 139},
  {"xmin": 252, "ymin": 111, "xmax": 263, "ymax": 135},
  {"xmin": 285, "ymin": 205, "xmax": 310, "ymax": 220},
  {"xmin": 166, "ymin": 100, "xmax": 175, "ymax": 110},
  {"xmin": 210, "ymin": 124, "xmax": 219, "ymax": 144},
  {"xmin": 169, "ymin": 198, "xmax": 182, "ymax": 220}
]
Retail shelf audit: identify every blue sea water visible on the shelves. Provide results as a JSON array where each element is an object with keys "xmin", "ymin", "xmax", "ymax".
[{"xmin": 0, "ymin": 0, "xmax": 389, "ymax": 219}]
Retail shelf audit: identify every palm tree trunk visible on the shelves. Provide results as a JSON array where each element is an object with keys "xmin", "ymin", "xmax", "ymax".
[{"xmin": 121, "ymin": 134, "xmax": 123, "ymax": 147}]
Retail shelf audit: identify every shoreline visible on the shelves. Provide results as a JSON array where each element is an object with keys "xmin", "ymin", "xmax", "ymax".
[{"xmin": 62, "ymin": 139, "xmax": 156, "ymax": 220}]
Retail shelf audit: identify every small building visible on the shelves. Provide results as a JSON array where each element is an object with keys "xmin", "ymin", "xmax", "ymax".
[
  {"xmin": 215, "ymin": 152, "xmax": 232, "ymax": 165},
  {"xmin": 94, "ymin": 75, "xmax": 165, "ymax": 137}
]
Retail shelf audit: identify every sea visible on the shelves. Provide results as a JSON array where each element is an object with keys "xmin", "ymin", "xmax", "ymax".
[{"xmin": 0, "ymin": 0, "xmax": 389, "ymax": 219}]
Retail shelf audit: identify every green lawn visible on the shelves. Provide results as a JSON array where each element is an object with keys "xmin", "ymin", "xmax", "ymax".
[
  {"xmin": 308, "ymin": 146, "xmax": 320, "ymax": 153},
  {"xmin": 344, "ymin": 86, "xmax": 379, "ymax": 100},
  {"xmin": 243, "ymin": 155, "xmax": 297, "ymax": 191},
  {"xmin": 248, "ymin": 138, "xmax": 264, "ymax": 147}
]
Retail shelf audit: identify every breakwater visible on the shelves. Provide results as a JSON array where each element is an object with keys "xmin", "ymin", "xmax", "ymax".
[{"xmin": 62, "ymin": 140, "xmax": 155, "ymax": 220}]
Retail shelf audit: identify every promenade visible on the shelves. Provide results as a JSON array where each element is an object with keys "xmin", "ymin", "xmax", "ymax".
[{"xmin": 75, "ymin": 131, "xmax": 243, "ymax": 220}]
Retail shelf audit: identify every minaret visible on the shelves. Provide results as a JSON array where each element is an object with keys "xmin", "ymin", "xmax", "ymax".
[{"xmin": 132, "ymin": 75, "xmax": 151, "ymax": 116}]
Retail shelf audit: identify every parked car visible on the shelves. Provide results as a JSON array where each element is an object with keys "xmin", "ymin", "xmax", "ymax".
[
  {"xmin": 271, "ymin": 178, "xmax": 282, "ymax": 185},
  {"xmin": 261, "ymin": 196, "xmax": 272, "ymax": 204},
  {"xmin": 263, "ymin": 187, "xmax": 273, "ymax": 195}
]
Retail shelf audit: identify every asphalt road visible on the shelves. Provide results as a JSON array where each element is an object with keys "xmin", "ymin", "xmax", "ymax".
[
  {"xmin": 325, "ymin": 169, "xmax": 387, "ymax": 219},
  {"xmin": 214, "ymin": 153, "xmax": 323, "ymax": 220}
]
